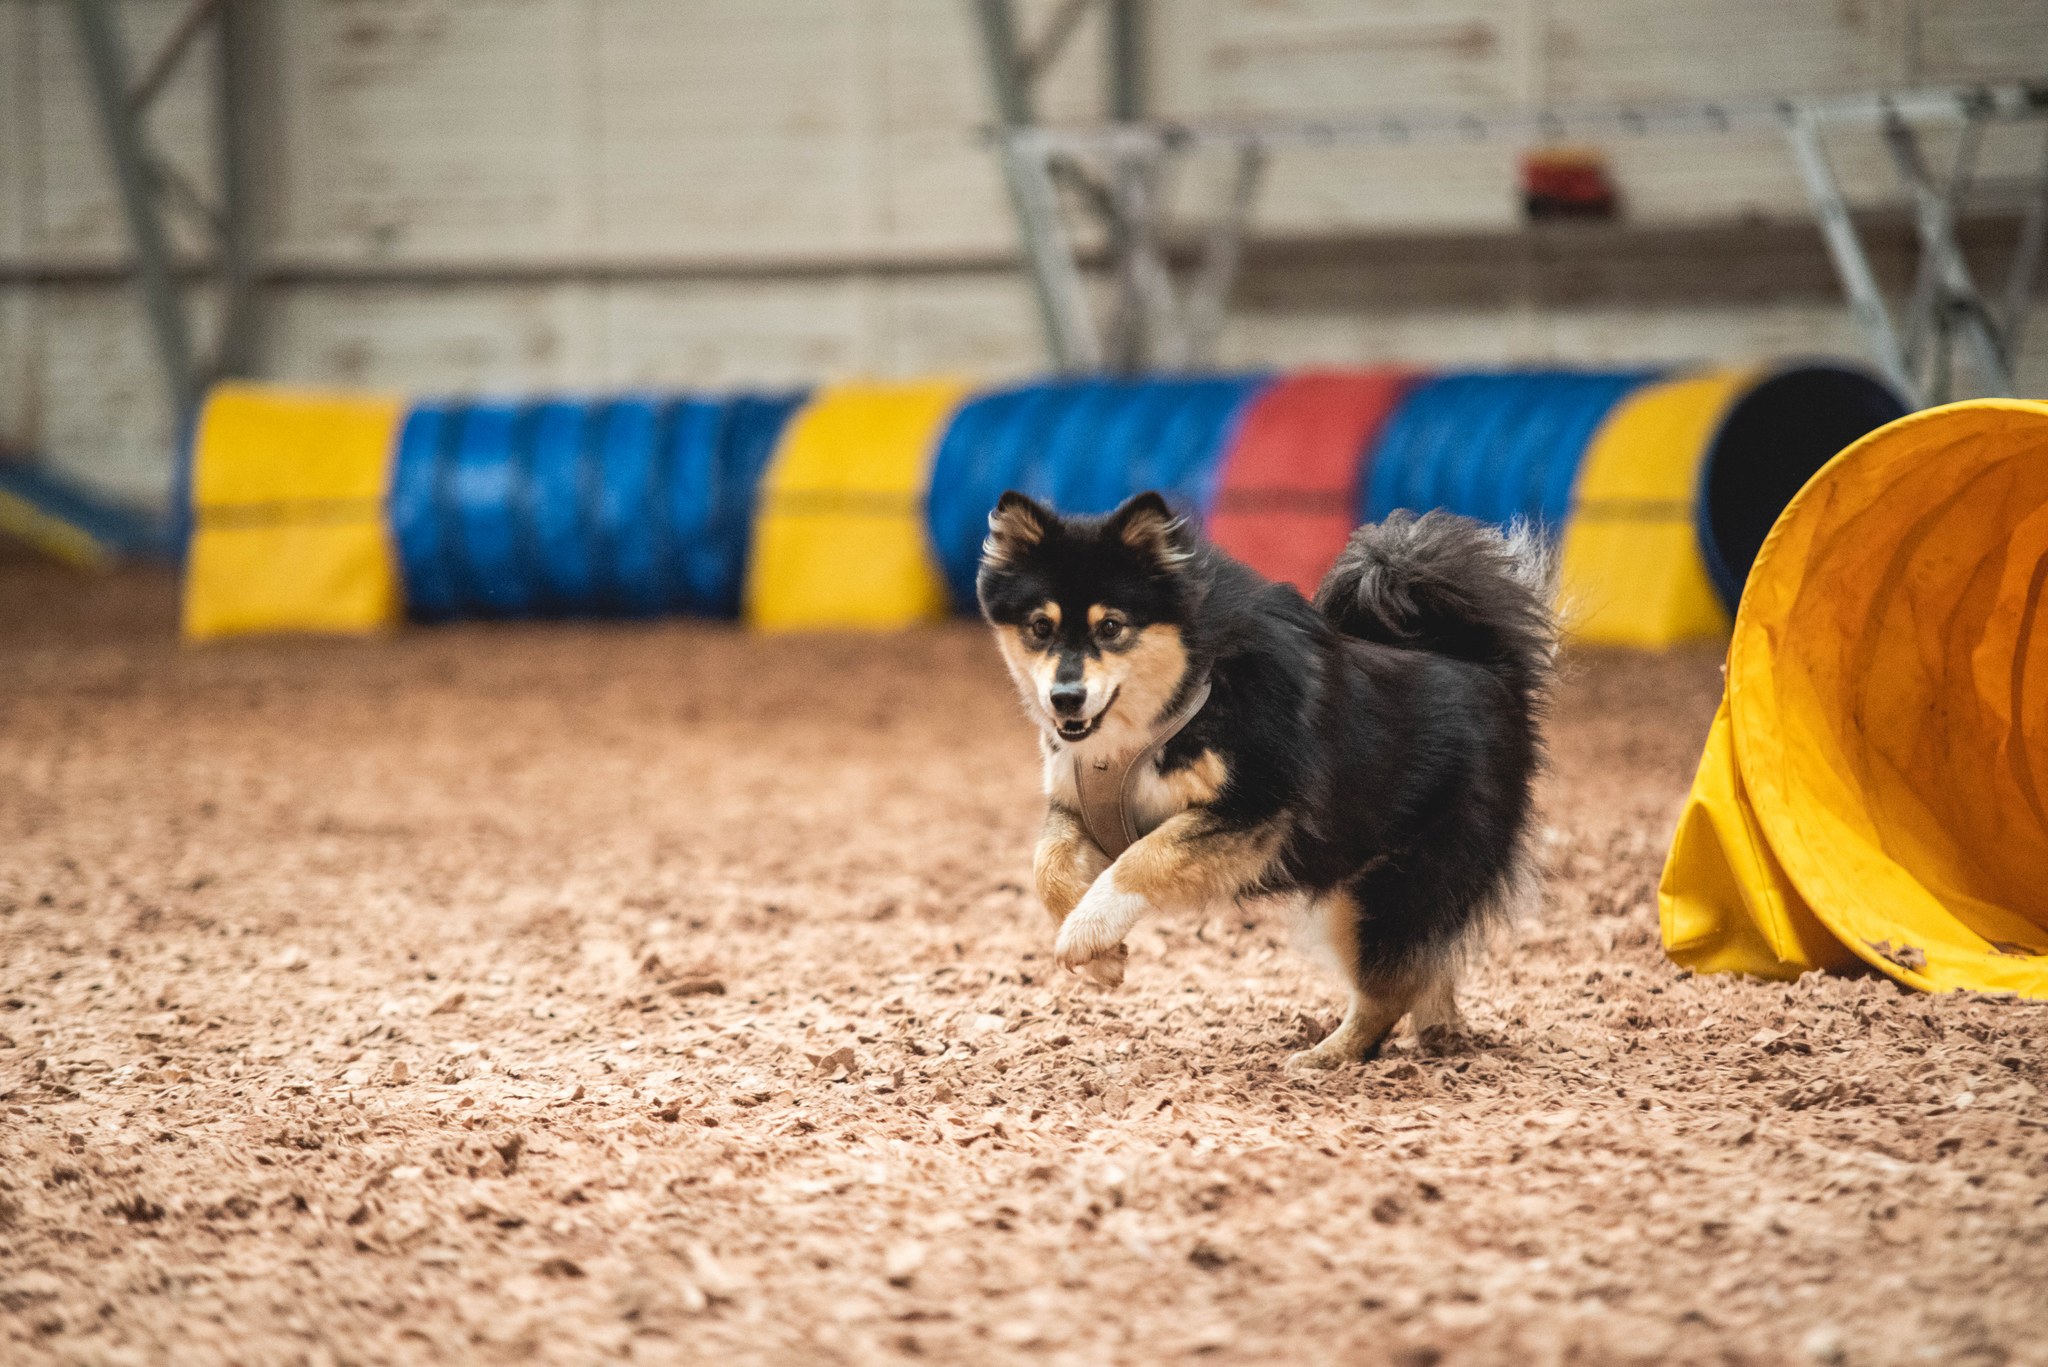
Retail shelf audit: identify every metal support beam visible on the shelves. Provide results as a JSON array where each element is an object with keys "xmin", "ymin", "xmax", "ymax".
[
  {"xmin": 212, "ymin": 0, "xmax": 264, "ymax": 378},
  {"xmin": 128, "ymin": 0, "xmax": 222, "ymax": 115},
  {"xmin": 970, "ymin": 0, "xmax": 1259, "ymax": 370},
  {"xmin": 1777, "ymin": 90, "xmax": 2047, "ymax": 406},
  {"xmin": 1103, "ymin": 0, "xmax": 1149, "ymax": 367},
  {"xmin": 1105, "ymin": 0, "xmax": 1143, "ymax": 123},
  {"xmin": 1024, "ymin": 82, "xmax": 2048, "ymax": 158},
  {"xmin": 1898, "ymin": 117, "xmax": 1981, "ymax": 377},
  {"xmin": 1883, "ymin": 114, "xmax": 2011, "ymax": 398},
  {"xmin": 975, "ymin": 25, "xmax": 2048, "ymax": 389},
  {"xmin": 970, "ymin": 0, "xmax": 1099, "ymax": 370},
  {"xmin": 1783, "ymin": 111, "xmax": 1919, "ymax": 403},
  {"xmin": 70, "ymin": 0, "xmax": 200, "ymax": 421},
  {"xmin": 1016, "ymin": 0, "xmax": 1092, "ymax": 84},
  {"xmin": 66, "ymin": 0, "xmax": 264, "ymax": 433}
]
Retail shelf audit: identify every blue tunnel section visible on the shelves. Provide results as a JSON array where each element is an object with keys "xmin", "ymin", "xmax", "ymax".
[
  {"xmin": 1361, "ymin": 370, "xmax": 1660, "ymax": 532},
  {"xmin": 925, "ymin": 374, "xmax": 1271, "ymax": 609},
  {"xmin": 388, "ymin": 390, "xmax": 807, "ymax": 621}
]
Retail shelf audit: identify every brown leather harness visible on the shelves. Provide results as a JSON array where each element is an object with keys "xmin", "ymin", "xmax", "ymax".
[{"xmin": 1069, "ymin": 675, "xmax": 1213, "ymax": 860}]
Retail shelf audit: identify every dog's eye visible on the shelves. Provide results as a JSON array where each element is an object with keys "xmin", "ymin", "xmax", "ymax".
[
  {"xmin": 1095, "ymin": 615, "xmax": 1128, "ymax": 645},
  {"xmin": 1026, "ymin": 614, "xmax": 1055, "ymax": 644}
]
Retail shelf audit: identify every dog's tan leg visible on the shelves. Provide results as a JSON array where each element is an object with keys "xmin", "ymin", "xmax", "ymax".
[
  {"xmin": 1034, "ymin": 805, "xmax": 1124, "ymax": 985},
  {"xmin": 1033, "ymin": 804, "xmax": 1108, "ymax": 927},
  {"xmin": 1288, "ymin": 986, "xmax": 1418, "ymax": 1070},
  {"xmin": 1053, "ymin": 811, "xmax": 1282, "ymax": 975},
  {"xmin": 1288, "ymin": 893, "xmax": 1420, "ymax": 1070}
]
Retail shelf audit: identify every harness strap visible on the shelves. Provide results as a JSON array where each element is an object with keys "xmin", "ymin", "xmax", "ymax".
[{"xmin": 1071, "ymin": 675, "xmax": 1213, "ymax": 860}]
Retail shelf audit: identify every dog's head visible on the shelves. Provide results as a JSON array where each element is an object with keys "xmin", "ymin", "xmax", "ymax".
[{"xmin": 975, "ymin": 490, "xmax": 1199, "ymax": 750}]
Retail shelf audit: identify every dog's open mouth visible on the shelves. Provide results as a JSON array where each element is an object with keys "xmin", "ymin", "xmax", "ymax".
[{"xmin": 1053, "ymin": 687, "xmax": 1117, "ymax": 742}]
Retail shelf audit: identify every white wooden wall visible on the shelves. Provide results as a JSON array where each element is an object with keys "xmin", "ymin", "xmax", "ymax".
[{"xmin": 4, "ymin": 0, "xmax": 2047, "ymax": 503}]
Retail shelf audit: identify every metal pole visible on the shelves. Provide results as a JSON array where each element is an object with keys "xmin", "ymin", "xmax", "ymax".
[
  {"xmin": 1782, "ymin": 108, "xmax": 1919, "ymax": 405},
  {"xmin": 970, "ymin": 0, "xmax": 1032, "ymax": 125},
  {"xmin": 69, "ymin": 0, "xmax": 199, "ymax": 420},
  {"xmin": 1007, "ymin": 138, "xmax": 1104, "ymax": 369},
  {"xmin": 969, "ymin": 0, "xmax": 1100, "ymax": 369},
  {"xmin": 1102, "ymin": 0, "xmax": 1148, "ymax": 367},
  {"xmin": 212, "ymin": 0, "xmax": 263, "ymax": 378},
  {"xmin": 1106, "ymin": 0, "xmax": 1144, "ymax": 123}
]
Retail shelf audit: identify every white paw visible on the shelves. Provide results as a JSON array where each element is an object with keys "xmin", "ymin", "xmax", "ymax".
[{"xmin": 1054, "ymin": 872, "xmax": 1148, "ymax": 975}]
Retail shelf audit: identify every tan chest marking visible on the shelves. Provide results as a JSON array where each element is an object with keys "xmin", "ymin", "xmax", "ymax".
[{"xmin": 1128, "ymin": 747, "xmax": 1227, "ymax": 830}]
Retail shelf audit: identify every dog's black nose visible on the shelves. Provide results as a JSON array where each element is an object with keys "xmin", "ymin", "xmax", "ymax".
[{"xmin": 1048, "ymin": 683, "xmax": 1088, "ymax": 717}]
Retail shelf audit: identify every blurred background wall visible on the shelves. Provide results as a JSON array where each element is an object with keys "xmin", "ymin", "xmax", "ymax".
[{"xmin": 5, "ymin": 0, "xmax": 2048, "ymax": 507}]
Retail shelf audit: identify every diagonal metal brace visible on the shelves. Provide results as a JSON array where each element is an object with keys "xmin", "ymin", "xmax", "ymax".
[
  {"xmin": 1782, "ymin": 107, "xmax": 1918, "ymax": 405},
  {"xmin": 1882, "ymin": 111, "xmax": 2012, "ymax": 397}
]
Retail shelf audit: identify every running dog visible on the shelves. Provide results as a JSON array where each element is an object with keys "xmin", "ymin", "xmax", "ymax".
[{"xmin": 976, "ymin": 491, "xmax": 1555, "ymax": 1066}]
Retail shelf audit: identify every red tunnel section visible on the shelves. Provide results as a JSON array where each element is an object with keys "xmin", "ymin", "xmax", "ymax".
[{"xmin": 1205, "ymin": 369, "xmax": 1412, "ymax": 595}]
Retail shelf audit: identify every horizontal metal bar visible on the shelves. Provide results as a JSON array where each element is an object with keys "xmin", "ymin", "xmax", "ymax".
[
  {"xmin": 0, "ymin": 247, "xmax": 1059, "ymax": 286},
  {"xmin": 1015, "ymin": 82, "xmax": 2048, "ymax": 159},
  {"xmin": 5, "ymin": 206, "xmax": 2040, "ymax": 292}
]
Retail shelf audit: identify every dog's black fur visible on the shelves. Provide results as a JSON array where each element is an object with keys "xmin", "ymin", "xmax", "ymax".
[{"xmin": 977, "ymin": 491, "xmax": 1554, "ymax": 1065}]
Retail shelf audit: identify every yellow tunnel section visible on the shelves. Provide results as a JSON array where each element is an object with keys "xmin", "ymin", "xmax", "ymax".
[
  {"xmin": 1660, "ymin": 399, "xmax": 2048, "ymax": 997},
  {"xmin": 746, "ymin": 379, "xmax": 969, "ymax": 632},
  {"xmin": 183, "ymin": 383, "xmax": 407, "ymax": 641},
  {"xmin": 1559, "ymin": 371, "xmax": 1742, "ymax": 647}
]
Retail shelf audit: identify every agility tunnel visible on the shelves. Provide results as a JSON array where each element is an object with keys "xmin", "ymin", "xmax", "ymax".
[
  {"xmin": 1660, "ymin": 398, "xmax": 2048, "ymax": 999},
  {"xmin": 185, "ymin": 384, "xmax": 808, "ymax": 638},
  {"xmin": 178, "ymin": 361, "xmax": 1905, "ymax": 646}
]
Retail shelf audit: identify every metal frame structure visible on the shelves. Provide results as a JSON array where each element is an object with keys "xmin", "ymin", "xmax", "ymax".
[
  {"xmin": 68, "ymin": 0, "xmax": 263, "ymax": 429},
  {"xmin": 968, "ymin": 14, "xmax": 2048, "ymax": 403},
  {"xmin": 971, "ymin": 0, "xmax": 1261, "ymax": 371}
]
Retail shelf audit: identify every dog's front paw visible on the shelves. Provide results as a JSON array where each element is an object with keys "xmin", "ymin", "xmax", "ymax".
[{"xmin": 1054, "ymin": 873, "xmax": 1148, "ymax": 979}]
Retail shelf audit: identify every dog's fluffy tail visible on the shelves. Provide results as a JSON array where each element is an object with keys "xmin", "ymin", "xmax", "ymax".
[{"xmin": 1312, "ymin": 509, "xmax": 1559, "ymax": 710}]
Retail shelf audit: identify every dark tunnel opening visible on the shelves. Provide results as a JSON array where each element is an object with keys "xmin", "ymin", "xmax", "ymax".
[{"xmin": 1697, "ymin": 364, "xmax": 1909, "ymax": 612}]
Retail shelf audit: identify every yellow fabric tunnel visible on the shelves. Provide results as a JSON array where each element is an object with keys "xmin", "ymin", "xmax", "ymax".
[
  {"xmin": 1660, "ymin": 399, "xmax": 2048, "ymax": 997},
  {"xmin": 745, "ymin": 379, "xmax": 968, "ymax": 632},
  {"xmin": 183, "ymin": 383, "xmax": 407, "ymax": 641},
  {"xmin": 1559, "ymin": 371, "xmax": 1743, "ymax": 647}
]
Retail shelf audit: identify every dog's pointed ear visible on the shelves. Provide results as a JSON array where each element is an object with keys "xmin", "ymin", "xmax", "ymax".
[
  {"xmin": 983, "ymin": 491, "xmax": 1053, "ymax": 566},
  {"xmin": 1106, "ymin": 491, "xmax": 1192, "ymax": 568}
]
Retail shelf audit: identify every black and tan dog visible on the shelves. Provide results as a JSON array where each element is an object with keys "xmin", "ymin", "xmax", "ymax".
[{"xmin": 976, "ymin": 491, "xmax": 1555, "ymax": 1067}]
